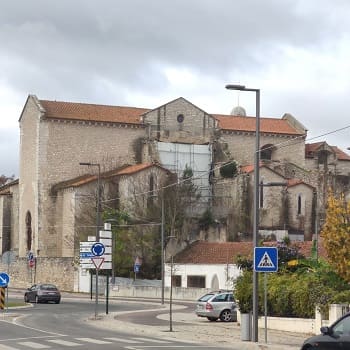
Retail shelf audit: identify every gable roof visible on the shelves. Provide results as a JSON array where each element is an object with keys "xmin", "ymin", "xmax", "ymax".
[
  {"xmin": 39, "ymin": 99, "xmax": 150, "ymax": 125},
  {"xmin": 287, "ymin": 178, "xmax": 314, "ymax": 190},
  {"xmin": 51, "ymin": 163, "xmax": 169, "ymax": 193},
  {"xmin": 23, "ymin": 95, "xmax": 305, "ymax": 137},
  {"xmin": 213, "ymin": 114, "xmax": 305, "ymax": 136},
  {"xmin": 0, "ymin": 179, "xmax": 19, "ymax": 195},
  {"xmin": 305, "ymin": 142, "xmax": 350, "ymax": 161},
  {"xmin": 173, "ymin": 240, "xmax": 327, "ymax": 264}
]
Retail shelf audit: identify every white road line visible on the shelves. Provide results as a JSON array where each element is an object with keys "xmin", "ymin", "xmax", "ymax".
[
  {"xmin": 75, "ymin": 338, "xmax": 112, "ymax": 344},
  {"xmin": 47, "ymin": 339, "xmax": 82, "ymax": 346},
  {"xmin": 17, "ymin": 341, "xmax": 50, "ymax": 349},
  {"xmin": 104, "ymin": 337, "xmax": 142, "ymax": 344},
  {"xmin": 132, "ymin": 337, "xmax": 170, "ymax": 343}
]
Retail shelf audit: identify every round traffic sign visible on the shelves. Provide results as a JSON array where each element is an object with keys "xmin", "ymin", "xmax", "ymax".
[
  {"xmin": 91, "ymin": 242, "xmax": 105, "ymax": 256},
  {"xmin": 0, "ymin": 272, "xmax": 10, "ymax": 287}
]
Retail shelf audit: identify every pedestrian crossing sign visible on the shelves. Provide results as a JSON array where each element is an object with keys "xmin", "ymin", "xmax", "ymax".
[{"xmin": 254, "ymin": 247, "xmax": 278, "ymax": 272}]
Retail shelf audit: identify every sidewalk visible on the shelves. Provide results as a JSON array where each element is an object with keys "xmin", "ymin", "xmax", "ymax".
[{"xmin": 87, "ymin": 301, "xmax": 309, "ymax": 350}]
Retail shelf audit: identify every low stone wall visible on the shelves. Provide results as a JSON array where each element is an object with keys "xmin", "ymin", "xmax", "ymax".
[
  {"xmin": 109, "ymin": 285, "xmax": 210, "ymax": 301},
  {"xmin": 0, "ymin": 257, "xmax": 75, "ymax": 290}
]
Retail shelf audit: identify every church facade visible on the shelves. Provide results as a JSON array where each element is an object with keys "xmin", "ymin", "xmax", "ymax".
[{"xmin": 0, "ymin": 94, "xmax": 349, "ymax": 290}]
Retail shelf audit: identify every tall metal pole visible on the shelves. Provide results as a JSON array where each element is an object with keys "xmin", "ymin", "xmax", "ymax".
[
  {"xmin": 225, "ymin": 84, "xmax": 260, "ymax": 342},
  {"xmin": 252, "ymin": 88, "xmax": 260, "ymax": 342},
  {"xmin": 161, "ymin": 190, "xmax": 165, "ymax": 305},
  {"xmin": 96, "ymin": 164, "xmax": 101, "ymax": 242}
]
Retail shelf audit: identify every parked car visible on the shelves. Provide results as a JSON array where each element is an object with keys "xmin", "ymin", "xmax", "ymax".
[
  {"xmin": 301, "ymin": 312, "xmax": 350, "ymax": 349},
  {"xmin": 24, "ymin": 283, "xmax": 61, "ymax": 304},
  {"xmin": 195, "ymin": 291, "xmax": 237, "ymax": 322}
]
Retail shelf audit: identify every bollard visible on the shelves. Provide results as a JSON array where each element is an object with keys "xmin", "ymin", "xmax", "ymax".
[{"xmin": 0, "ymin": 287, "xmax": 5, "ymax": 309}]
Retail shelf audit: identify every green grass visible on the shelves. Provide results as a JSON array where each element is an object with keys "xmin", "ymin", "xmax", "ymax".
[{"xmin": 5, "ymin": 301, "xmax": 27, "ymax": 308}]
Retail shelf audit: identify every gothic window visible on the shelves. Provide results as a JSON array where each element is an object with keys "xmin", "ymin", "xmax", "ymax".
[
  {"xmin": 259, "ymin": 180, "xmax": 264, "ymax": 208},
  {"xmin": 25, "ymin": 211, "xmax": 32, "ymax": 251},
  {"xmin": 297, "ymin": 194, "xmax": 302, "ymax": 215}
]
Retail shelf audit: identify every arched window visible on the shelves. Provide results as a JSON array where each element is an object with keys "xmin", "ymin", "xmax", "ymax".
[
  {"xmin": 297, "ymin": 194, "xmax": 302, "ymax": 215},
  {"xmin": 259, "ymin": 180, "xmax": 264, "ymax": 208},
  {"xmin": 25, "ymin": 211, "xmax": 32, "ymax": 251}
]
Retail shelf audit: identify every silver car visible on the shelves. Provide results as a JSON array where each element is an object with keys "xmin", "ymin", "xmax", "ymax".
[{"xmin": 195, "ymin": 291, "xmax": 237, "ymax": 322}]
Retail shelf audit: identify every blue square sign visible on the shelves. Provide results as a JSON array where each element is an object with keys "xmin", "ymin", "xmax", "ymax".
[{"xmin": 254, "ymin": 247, "xmax": 278, "ymax": 272}]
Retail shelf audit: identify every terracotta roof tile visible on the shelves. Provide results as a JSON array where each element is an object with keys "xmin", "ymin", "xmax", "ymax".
[
  {"xmin": 173, "ymin": 240, "xmax": 327, "ymax": 264},
  {"xmin": 213, "ymin": 114, "xmax": 304, "ymax": 135},
  {"xmin": 173, "ymin": 241, "xmax": 253, "ymax": 264},
  {"xmin": 305, "ymin": 142, "xmax": 350, "ymax": 161},
  {"xmin": 38, "ymin": 98, "xmax": 305, "ymax": 136},
  {"xmin": 39, "ymin": 100, "xmax": 150, "ymax": 125},
  {"xmin": 332, "ymin": 146, "xmax": 350, "ymax": 161},
  {"xmin": 51, "ymin": 163, "xmax": 167, "ymax": 192}
]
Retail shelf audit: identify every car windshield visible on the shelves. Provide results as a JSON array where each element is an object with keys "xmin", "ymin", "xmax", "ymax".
[
  {"xmin": 198, "ymin": 293, "xmax": 215, "ymax": 302},
  {"xmin": 40, "ymin": 284, "xmax": 58, "ymax": 291}
]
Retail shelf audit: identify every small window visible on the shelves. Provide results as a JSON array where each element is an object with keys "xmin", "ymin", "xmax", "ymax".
[
  {"xmin": 172, "ymin": 275, "xmax": 181, "ymax": 287},
  {"xmin": 187, "ymin": 275, "xmax": 205, "ymax": 288},
  {"xmin": 177, "ymin": 114, "xmax": 184, "ymax": 123}
]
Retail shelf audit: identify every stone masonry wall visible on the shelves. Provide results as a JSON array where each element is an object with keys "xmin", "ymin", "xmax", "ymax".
[
  {"xmin": 221, "ymin": 132, "xmax": 306, "ymax": 167},
  {"xmin": 19, "ymin": 96, "xmax": 40, "ymax": 258},
  {"xmin": 143, "ymin": 98, "xmax": 216, "ymax": 145},
  {"xmin": 36, "ymin": 118, "xmax": 144, "ymax": 257},
  {"xmin": 0, "ymin": 257, "xmax": 75, "ymax": 291}
]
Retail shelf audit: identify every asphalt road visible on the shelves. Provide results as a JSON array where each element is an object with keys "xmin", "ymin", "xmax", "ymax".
[{"xmin": 0, "ymin": 295, "xmax": 229, "ymax": 350}]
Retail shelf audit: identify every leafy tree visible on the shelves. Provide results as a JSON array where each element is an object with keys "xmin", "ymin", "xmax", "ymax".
[{"xmin": 321, "ymin": 192, "xmax": 350, "ymax": 281}]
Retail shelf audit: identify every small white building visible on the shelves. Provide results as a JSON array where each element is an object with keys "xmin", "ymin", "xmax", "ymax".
[
  {"xmin": 164, "ymin": 241, "xmax": 253, "ymax": 290},
  {"xmin": 164, "ymin": 240, "xmax": 322, "ymax": 291}
]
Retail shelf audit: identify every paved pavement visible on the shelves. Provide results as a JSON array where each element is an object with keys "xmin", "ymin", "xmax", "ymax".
[{"xmin": 86, "ymin": 298, "xmax": 310, "ymax": 350}]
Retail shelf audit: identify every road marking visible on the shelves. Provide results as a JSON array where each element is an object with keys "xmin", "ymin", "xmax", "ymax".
[
  {"xmin": 75, "ymin": 338, "xmax": 112, "ymax": 344},
  {"xmin": 47, "ymin": 339, "xmax": 82, "ymax": 346},
  {"xmin": 132, "ymin": 337, "xmax": 170, "ymax": 343},
  {"xmin": 104, "ymin": 337, "xmax": 142, "ymax": 343},
  {"xmin": 0, "ymin": 344, "xmax": 20, "ymax": 350},
  {"xmin": 17, "ymin": 342, "xmax": 49, "ymax": 349}
]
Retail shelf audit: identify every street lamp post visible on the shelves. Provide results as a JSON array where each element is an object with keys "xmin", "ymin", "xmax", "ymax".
[
  {"xmin": 79, "ymin": 162, "xmax": 101, "ymax": 241},
  {"xmin": 225, "ymin": 84, "xmax": 260, "ymax": 342},
  {"xmin": 161, "ymin": 190, "xmax": 165, "ymax": 305}
]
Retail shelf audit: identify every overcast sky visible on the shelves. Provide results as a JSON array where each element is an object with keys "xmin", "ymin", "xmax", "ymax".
[{"xmin": 1, "ymin": 0, "xmax": 350, "ymax": 177}]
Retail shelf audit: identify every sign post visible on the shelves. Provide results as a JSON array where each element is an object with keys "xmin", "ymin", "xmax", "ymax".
[
  {"xmin": 254, "ymin": 247, "xmax": 278, "ymax": 343},
  {"xmin": 91, "ymin": 242, "xmax": 105, "ymax": 319}
]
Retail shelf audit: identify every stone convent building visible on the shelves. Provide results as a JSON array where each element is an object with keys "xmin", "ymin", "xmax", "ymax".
[{"xmin": 0, "ymin": 95, "xmax": 349, "ymax": 290}]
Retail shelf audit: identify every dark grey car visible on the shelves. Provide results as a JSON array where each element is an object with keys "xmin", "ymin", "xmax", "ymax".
[
  {"xmin": 301, "ymin": 312, "xmax": 350, "ymax": 349},
  {"xmin": 24, "ymin": 283, "xmax": 61, "ymax": 304},
  {"xmin": 195, "ymin": 291, "xmax": 237, "ymax": 322}
]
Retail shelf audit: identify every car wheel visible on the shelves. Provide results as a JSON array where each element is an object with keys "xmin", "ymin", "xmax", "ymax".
[
  {"xmin": 207, "ymin": 317, "xmax": 218, "ymax": 322},
  {"xmin": 55, "ymin": 299, "xmax": 61, "ymax": 304},
  {"xmin": 220, "ymin": 309, "xmax": 232, "ymax": 322}
]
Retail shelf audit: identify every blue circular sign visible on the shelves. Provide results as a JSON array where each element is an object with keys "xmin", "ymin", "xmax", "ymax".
[
  {"xmin": 91, "ymin": 242, "xmax": 105, "ymax": 256},
  {"xmin": 0, "ymin": 272, "xmax": 10, "ymax": 287}
]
